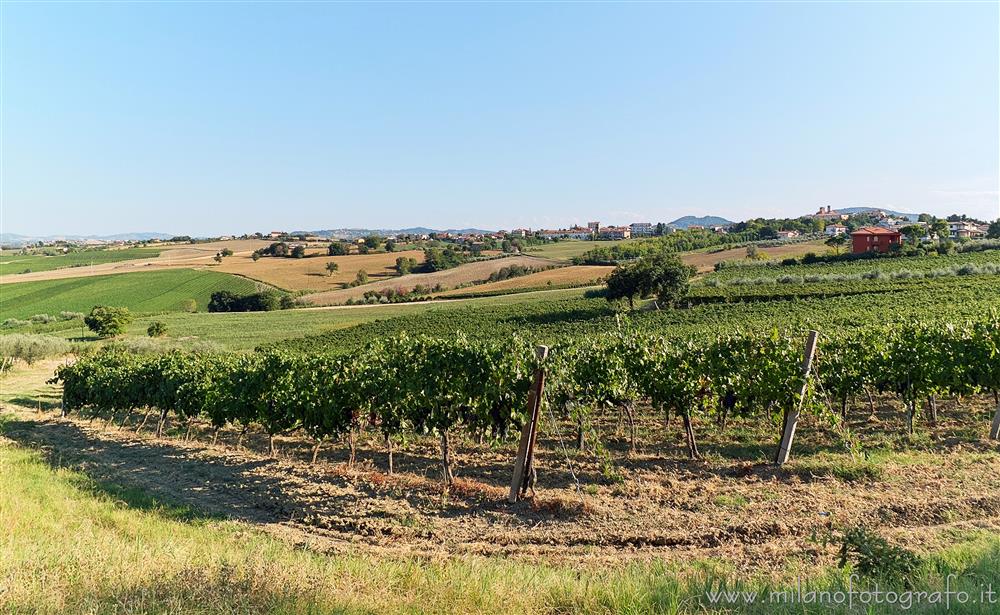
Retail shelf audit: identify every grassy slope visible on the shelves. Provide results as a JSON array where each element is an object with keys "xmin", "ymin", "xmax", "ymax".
[
  {"xmin": 0, "ymin": 430, "xmax": 997, "ymax": 614},
  {"xmin": 0, "ymin": 247, "xmax": 162, "ymax": 277},
  {"xmin": 13, "ymin": 287, "xmax": 592, "ymax": 349},
  {"xmin": 0, "ymin": 269, "xmax": 259, "ymax": 320},
  {"xmin": 525, "ymin": 240, "xmax": 621, "ymax": 261}
]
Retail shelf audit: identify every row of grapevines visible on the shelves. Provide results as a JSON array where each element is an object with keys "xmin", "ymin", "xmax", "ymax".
[{"xmin": 52, "ymin": 313, "xmax": 999, "ymax": 482}]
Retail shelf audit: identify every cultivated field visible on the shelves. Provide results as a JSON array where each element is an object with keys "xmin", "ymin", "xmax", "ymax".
[
  {"xmin": 216, "ymin": 249, "xmax": 425, "ymax": 292},
  {"xmin": 0, "ymin": 269, "xmax": 259, "ymax": 320},
  {"xmin": 300, "ymin": 255, "xmax": 560, "ymax": 305},
  {"xmin": 681, "ymin": 239, "xmax": 830, "ymax": 273},
  {"xmin": 525, "ymin": 240, "xmax": 625, "ymax": 261},
  {"xmin": 435, "ymin": 265, "xmax": 613, "ymax": 297},
  {"xmin": 0, "ymin": 247, "xmax": 163, "ymax": 277},
  {"xmin": 2, "ymin": 355, "xmax": 998, "ymax": 613}
]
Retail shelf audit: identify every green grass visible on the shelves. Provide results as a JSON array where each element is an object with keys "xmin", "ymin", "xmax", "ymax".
[
  {"xmin": 0, "ymin": 247, "xmax": 162, "ymax": 276},
  {"xmin": 1, "ymin": 430, "xmax": 998, "ymax": 614},
  {"xmin": 525, "ymin": 240, "xmax": 625, "ymax": 261},
  {"xmin": 6, "ymin": 287, "xmax": 592, "ymax": 349},
  {"xmin": 0, "ymin": 269, "xmax": 259, "ymax": 320}
]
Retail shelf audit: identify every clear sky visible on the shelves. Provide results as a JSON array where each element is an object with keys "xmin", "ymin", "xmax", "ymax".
[{"xmin": 2, "ymin": 1, "xmax": 998, "ymax": 237}]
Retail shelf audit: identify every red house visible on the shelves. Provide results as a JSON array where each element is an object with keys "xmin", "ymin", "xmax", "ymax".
[{"xmin": 850, "ymin": 227, "xmax": 901, "ymax": 254}]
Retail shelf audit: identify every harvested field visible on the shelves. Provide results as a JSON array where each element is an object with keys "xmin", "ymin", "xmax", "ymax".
[
  {"xmin": 300, "ymin": 255, "xmax": 560, "ymax": 305},
  {"xmin": 3, "ymin": 360, "xmax": 998, "ymax": 574},
  {"xmin": 216, "ymin": 250, "xmax": 424, "ymax": 292},
  {"xmin": 435, "ymin": 265, "xmax": 613, "ymax": 297},
  {"xmin": 682, "ymin": 239, "xmax": 829, "ymax": 273},
  {"xmin": 0, "ymin": 239, "xmax": 422, "ymax": 293}
]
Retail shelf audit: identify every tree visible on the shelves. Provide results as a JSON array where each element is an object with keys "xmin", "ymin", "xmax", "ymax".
[
  {"xmin": 900, "ymin": 225, "xmax": 923, "ymax": 245},
  {"xmin": 251, "ymin": 252, "xmax": 261, "ymax": 262},
  {"xmin": 655, "ymin": 222, "xmax": 666, "ymax": 236},
  {"xmin": 988, "ymin": 220, "xmax": 1000, "ymax": 239},
  {"xmin": 220, "ymin": 248, "xmax": 234, "ymax": 257},
  {"xmin": 84, "ymin": 306, "xmax": 132, "ymax": 337},
  {"xmin": 328, "ymin": 242, "xmax": 348, "ymax": 256},
  {"xmin": 147, "ymin": 321, "xmax": 167, "ymax": 337},
  {"xmin": 745, "ymin": 245, "xmax": 759, "ymax": 260},
  {"xmin": 213, "ymin": 254, "xmax": 223, "ymax": 263},
  {"xmin": 932, "ymin": 219, "xmax": 950, "ymax": 241},
  {"xmin": 325, "ymin": 262, "xmax": 339, "ymax": 276},
  {"xmin": 825, "ymin": 234, "xmax": 848, "ymax": 254},
  {"xmin": 604, "ymin": 252, "xmax": 693, "ymax": 310},
  {"xmin": 363, "ymin": 235, "xmax": 382, "ymax": 250},
  {"xmin": 180, "ymin": 299, "xmax": 198, "ymax": 313},
  {"xmin": 645, "ymin": 252, "xmax": 694, "ymax": 307},
  {"xmin": 291, "ymin": 245, "xmax": 306, "ymax": 258},
  {"xmin": 395, "ymin": 256, "xmax": 417, "ymax": 275},
  {"xmin": 354, "ymin": 270, "xmax": 369, "ymax": 286},
  {"xmin": 385, "ymin": 240, "xmax": 396, "ymax": 252}
]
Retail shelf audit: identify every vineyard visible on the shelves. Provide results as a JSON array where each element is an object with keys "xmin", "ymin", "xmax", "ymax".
[{"xmin": 52, "ymin": 313, "xmax": 1000, "ymax": 485}]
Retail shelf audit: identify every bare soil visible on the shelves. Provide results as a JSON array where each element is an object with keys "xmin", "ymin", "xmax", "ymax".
[
  {"xmin": 2, "ymin": 361, "xmax": 998, "ymax": 575},
  {"xmin": 435, "ymin": 265, "xmax": 614, "ymax": 297},
  {"xmin": 300, "ymin": 255, "xmax": 561, "ymax": 306}
]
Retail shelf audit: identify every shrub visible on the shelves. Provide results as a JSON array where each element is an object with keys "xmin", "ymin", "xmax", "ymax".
[
  {"xmin": 29, "ymin": 314, "xmax": 57, "ymax": 324},
  {"xmin": 0, "ymin": 334, "xmax": 72, "ymax": 366},
  {"xmin": 59, "ymin": 311, "xmax": 84, "ymax": 321},
  {"xmin": 836, "ymin": 526, "xmax": 922, "ymax": 587},
  {"xmin": 84, "ymin": 306, "xmax": 132, "ymax": 337},
  {"xmin": 208, "ymin": 290, "xmax": 283, "ymax": 312},
  {"xmin": 147, "ymin": 321, "xmax": 167, "ymax": 337},
  {"xmin": 181, "ymin": 299, "xmax": 198, "ymax": 313},
  {"xmin": 1, "ymin": 318, "xmax": 30, "ymax": 329},
  {"xmin": 220, "ymin": 248, "xmax": 234, "ymax": 257}
]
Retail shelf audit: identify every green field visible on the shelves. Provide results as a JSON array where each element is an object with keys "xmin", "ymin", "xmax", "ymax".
[
  {"xmin": 0, "ymin": 247, "xmax": 162, "ymax": 277},
  {"xmin": 0, "ymin": 269, "xmax": 259, "ymax": 320},
  {"xmin": 525, "ymin": 240, "xmax": 624, "ymax": 261}
]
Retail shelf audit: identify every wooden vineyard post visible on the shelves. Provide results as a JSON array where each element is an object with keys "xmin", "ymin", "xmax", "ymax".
[
  {"xmin": 774, "ymin": 330, "xmax": 819, "ymax": 466},
  {"xmin": 508, "ymin": 345, "xmax": 549, "ymax": 503},
  {"xmin": 990, "ymin": 400, "xmax": 1000, "ymax": 441}
]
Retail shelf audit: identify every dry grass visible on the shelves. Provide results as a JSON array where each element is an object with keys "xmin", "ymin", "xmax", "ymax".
[
  {"xmin": 0, "ymin": 239, "xmax": 425, "ymax": 293},
  {"xmin": 300, "ymin": 255, "xmax": 560, "ymax": 305},
  {"xmin": 682, "ymin": 239, "xmax": 830, "ymax": 273},
  {"xmin": 435, "ymin": 265, "xmax": 613, "ymax": 297},
  {"xmin": 216, "ymin": 249, "xmax": 425, "ymax": 292}
]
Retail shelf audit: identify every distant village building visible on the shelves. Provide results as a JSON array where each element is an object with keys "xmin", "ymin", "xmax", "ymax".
[
  {"xmin": 629, "ymin": 222, "xmax": 654, "ymax": 236},
  {"xmin": 587, "ymin": 221, "xmax": 600, "ymax": 234},
  {"xmin": 949, "ymin": 220, "xmax": 986, "ymax": 239},
  {"xmin": 851, "ymin": 227, "xmax": 901, "ymax": 254},
  {"xmin": 540, "ymin": 227, "xmax": 593, "ymax": 240},
  {"xmin": 825, "ymin": 224, "xmax": 848, "ymax": 236},
  {"xmin": 775, "ymin": 230, "xmax": 800, "ymax": 239},
  {"xmin": 510, "ymin": 228, "xmax": 530, "ymax": 238},
  {"xmin": 599, "ymin": 226, "xmax": 631, "ymax": 240},
  {"xmin": 269, "ymin": 231, "xmax": 285, "ymax": 238},
  {"xmin": 812, "ymin": 206, "xmax": 849, "ymax": 221}
]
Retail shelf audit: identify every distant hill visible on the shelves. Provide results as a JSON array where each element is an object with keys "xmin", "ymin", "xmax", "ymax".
[
  {"xmin": 1, "ymin": 232, "xmax": 173, "ymax": 247},
  {"xmin": 838, "ymin": 207, "xmax": 920, "ymax": 221},
  {"xmin": 668, "ymin": 216, "xmax": 734, "ymax": 229},
  {"xmin": 307, "ymin": 227, "xmax": 496, "ymax": 239}
]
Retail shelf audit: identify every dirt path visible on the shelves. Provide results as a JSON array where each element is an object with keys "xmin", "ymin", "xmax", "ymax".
[{"xmin": 2, "ymin": 361, "xmax": 999, "ymax": 573}]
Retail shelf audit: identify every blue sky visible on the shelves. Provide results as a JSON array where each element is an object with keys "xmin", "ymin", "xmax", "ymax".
[{"xmin": 2, "ymin": 2, "xmax": 998, "ymax": 236}]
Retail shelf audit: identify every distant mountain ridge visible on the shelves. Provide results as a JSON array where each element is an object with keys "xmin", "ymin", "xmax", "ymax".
[
  {"xmin": 1, "ymin": 232, "xmax": 173, "ymax": 247},
  {"xmin": 304, "ymin": 227, "xmax": 496, "ymax": 239},
  {"xmin": 668, "ymin": 215, "xmax": 734, "ymax": 229}
]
